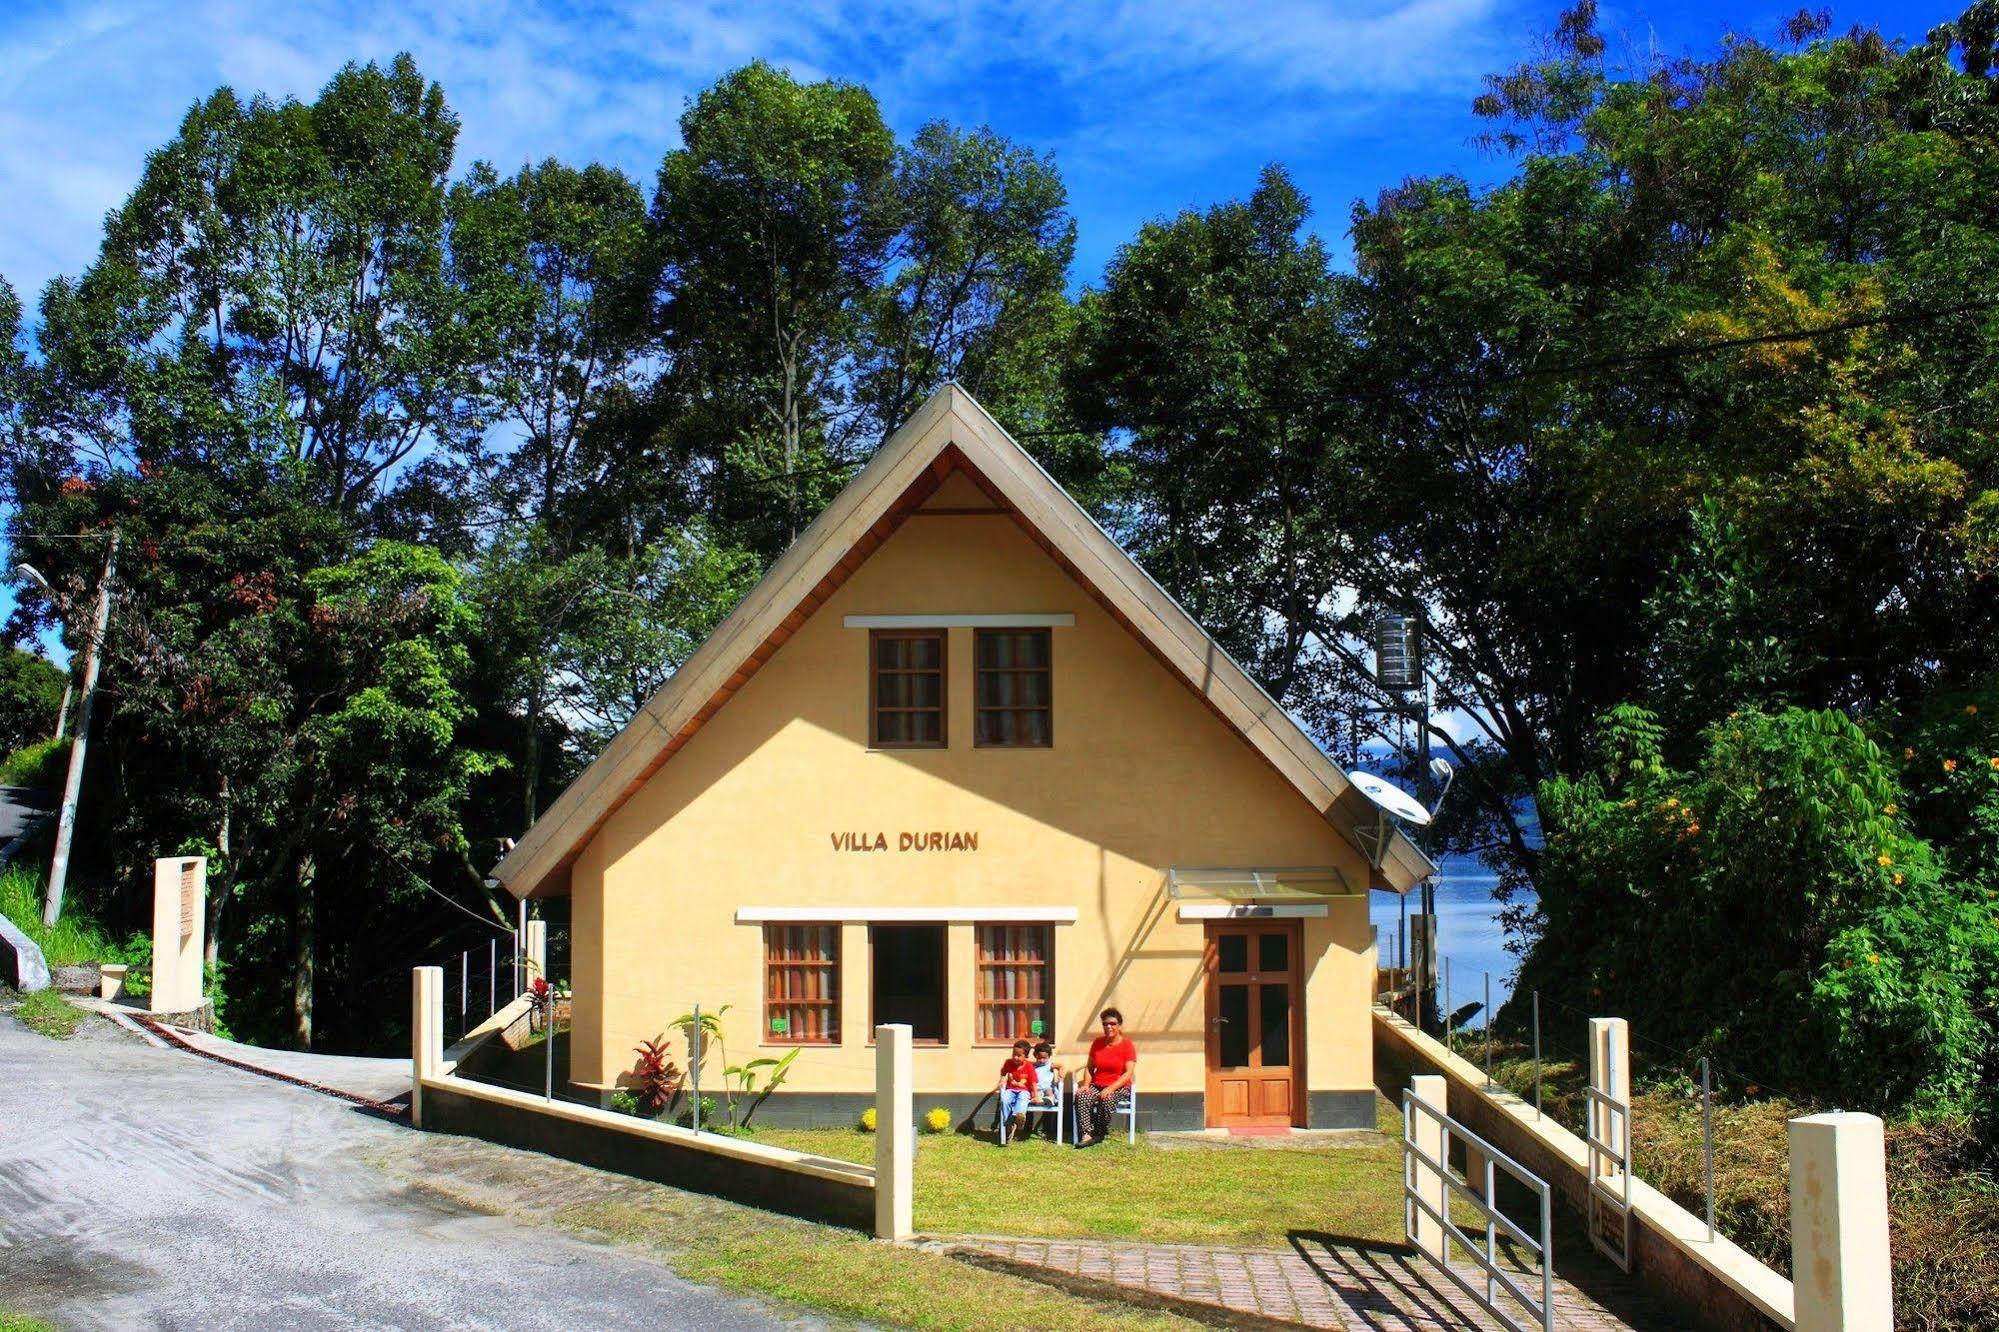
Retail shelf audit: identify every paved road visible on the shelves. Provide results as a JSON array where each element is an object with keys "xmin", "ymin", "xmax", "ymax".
[{"xmin": 0, "ymin": 1011, "xmax": 805, "ymax": 1330}]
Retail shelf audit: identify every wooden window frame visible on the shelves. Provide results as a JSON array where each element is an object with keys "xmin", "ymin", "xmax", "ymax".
[
  {"xmin": 869, "ymin": 628, "xmax": 948, "ymax": 750},
  {"xmin": 973, "ymin": 627, "xmax": 1052, "ymax": 749},
  {"xmin": 974, "ymin": 922, "xmax": 1054, "ymax": 1047},
  {"xmin": 867, "ymin": 923, "xmax": 950, "ymax": 1047},
  {"xmin": 763, "ymin": 924, "xmax": 841, "ymax": 1046}
]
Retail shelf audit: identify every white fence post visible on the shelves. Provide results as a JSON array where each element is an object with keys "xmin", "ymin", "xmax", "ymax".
[
  {"xmin": 1588, "ymin": 1017, "xmax": 1630, "ymax": 1172},
  {"xmin": 874, "ymin": 1022, "xmax": 914, "ymax": 1241},
  {"xmin": 524, "ymin": 919, "xmax": 547, "ymax": 981},
  {"xmin": 1790, "ymin": 1112, "xmax": 1894, "ymax": 1331},
  {"xmin": 1409, "ymin": 1073, "xmax": 1448, "ymax": 1262},
  {"xmin": 411, "ymin": 966, "xmax": 443, "ymax": 1128}
]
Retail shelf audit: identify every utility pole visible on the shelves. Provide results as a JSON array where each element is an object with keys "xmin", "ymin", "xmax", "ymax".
[{"xmin": 43, "ymin": 529, "xmax": 117, "ymax": 929}]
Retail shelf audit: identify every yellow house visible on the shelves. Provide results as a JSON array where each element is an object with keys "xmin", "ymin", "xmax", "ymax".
[{"xmin": 494, "ymin": 385, "xmax": 1433, "ymax": 1131}]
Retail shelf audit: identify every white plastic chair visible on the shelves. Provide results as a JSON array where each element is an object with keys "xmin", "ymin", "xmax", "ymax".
[
  {"xmin": 1000, "ymin": 1078, "xmax": 1065, "ymax": 1144},
  {"xmin": 1074, "ymin": 1077, "xmax": 1136, "ymax": 1145}
]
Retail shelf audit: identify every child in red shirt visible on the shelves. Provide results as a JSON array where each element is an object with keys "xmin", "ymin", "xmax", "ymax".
[{"xmin": 997, "ymin": 1039, "xmax": 1036, "ymax": 1144}]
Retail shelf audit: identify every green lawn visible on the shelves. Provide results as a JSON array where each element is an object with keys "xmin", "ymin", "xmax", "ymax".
[
  {"xmin": 564, "ymin": 1196, "xmax": 1203, "ymax": 1330},
  {"xmin": 0, "ymin": 1312, "xmax": 55, "ymax": 1332},
  {"xmin": 759, "ymin": 1095, "xmax": 1409, "ymax": 1250}
]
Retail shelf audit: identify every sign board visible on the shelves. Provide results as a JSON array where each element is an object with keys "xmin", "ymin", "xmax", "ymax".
[
  {"xmin": 150, "ymin": 856, "xmax": 206, "ymax": 1014},
  {"xmin": 179, "ymin": 861, "xmax": 199, "ymax": 942}
]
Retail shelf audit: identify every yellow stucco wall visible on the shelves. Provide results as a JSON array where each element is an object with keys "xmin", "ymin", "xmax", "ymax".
[{"xmin": 567, "ymin": 491, "xmax": 1378, "ymax": 1112}]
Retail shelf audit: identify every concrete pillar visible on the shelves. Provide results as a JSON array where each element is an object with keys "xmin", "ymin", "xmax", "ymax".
[
  {"xmin": 411, "ymin": 966, "xmax": 444, "ymax": 1129},
  {"xmin": 874, "ymin": 1022, "xmax": 914, "ymax": 1242},
  {"xmin": 1408, "ymin": 1074, "xmax": 1448, "ymax": 1261},
  {"xmin": 1588, "ymin": 1017, "xmax": 1630, "ymax": 1174},
  {"xmin": 524, "ymin": 919, "xmax": 547, "ymax": 982},
  {"xmin": 149, "ymin": 857, "xmax": 206, "ymax": 1014},
  {"xmin": 1790, "ymin": 1112, "xmax": 1893, "ymax": 1331}
]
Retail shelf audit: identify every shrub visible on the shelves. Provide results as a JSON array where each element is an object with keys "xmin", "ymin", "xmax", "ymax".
[
  {"xmin": 924, "ymin": 1106, "xmax": 953, "ymax": 1133},
  {"xmin": 860, "ymin": 1105, "xmax": 878, "ymax": 1132},
  {"xmin": 1525, "ymin": 704, "xmax": 1999, "ymax": 1114},
  {"xmin": 629, "ymin": 1034, "xmax": 683, "ymax": 1116},
  {"xmin": 610, "ymin": 1089, "xmax": 640, "ymax": 1116}
]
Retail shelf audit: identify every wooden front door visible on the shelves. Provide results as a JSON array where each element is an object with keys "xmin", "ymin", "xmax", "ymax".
[{"xmin": 1204, "ymin": 921, "xmax": 1305, "ymax": 1128}]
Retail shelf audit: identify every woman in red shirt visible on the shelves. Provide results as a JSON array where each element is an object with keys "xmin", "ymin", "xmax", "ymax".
[{"xmin": 1075, "ymin": 1007, "xmax": 1136, "ymax": 1146}]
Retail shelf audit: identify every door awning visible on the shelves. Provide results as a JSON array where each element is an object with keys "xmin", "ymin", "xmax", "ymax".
[{"xmin": 1166, "ymin": 866, "xmax": 1361, "ymax": 901}]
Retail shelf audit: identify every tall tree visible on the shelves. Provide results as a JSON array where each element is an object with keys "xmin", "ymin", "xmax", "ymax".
[
  {"xmin": 653, "ymin": 61, "xmax": 899, "ymax": 553},
  {"xmin": 854, "ymin": 122, "xmax": 1076, "ymax": 437},
  {"xmin": 449, "ymin": 158, "xmax": 653, "ymax": 821}
]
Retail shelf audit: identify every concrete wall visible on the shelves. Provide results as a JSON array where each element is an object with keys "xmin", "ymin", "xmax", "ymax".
[
  {"xmin": 420, "ymin": 1078, "xmax": 875, "ymax": 1231},
  {"xmin": 569, "ymin": 479, "xmax": 1378, "ymax": 1120},
  {"xmin": 1374, "ymin": 1008, "xmax": 1793, "ymax": 1331},
  {"xmin": 0, "ymin": 911, "xmax": 49, "ymax": 992}
]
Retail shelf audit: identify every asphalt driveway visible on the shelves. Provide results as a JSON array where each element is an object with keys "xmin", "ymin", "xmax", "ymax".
[{"xmin": 0, "ymin": 1008, "xmax": 809, "ymax": 1330}]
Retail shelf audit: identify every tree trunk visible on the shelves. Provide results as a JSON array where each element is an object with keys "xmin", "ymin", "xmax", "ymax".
[
  {"xmin": 292, "ymin": 851, "xmax": 316, "ymax": 1049},
  {"xmin": 205, "ymin": 776, "xmax": 229, "ymax": 971},
  {"xmin": 523, "ymin": 684, "xmax": 542, "ymax": 828}
]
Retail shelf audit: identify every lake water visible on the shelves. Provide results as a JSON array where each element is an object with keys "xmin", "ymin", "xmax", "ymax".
[{"xmin": 1369, "ymin": 854, "xmax": 1532, "ymax": 1014}]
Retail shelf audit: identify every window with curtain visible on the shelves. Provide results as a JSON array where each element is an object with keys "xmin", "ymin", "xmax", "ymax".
[
  {"xmin": 974, "ymin": 628, "xmax": 1051, "ymax": 747},
  {"xmin": 871, "ymin": 629, "xmax": 947, "ymax": 748},
  {"xmin": 765, "ymin": 924, "xmax": 840, "ymax": 1044},
  {"xmin": 975, "ymin": 924, "xmax": 1052, "ymax": 1043}
]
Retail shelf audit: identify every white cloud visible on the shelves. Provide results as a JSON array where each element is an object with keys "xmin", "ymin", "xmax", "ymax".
[{"xmin": 0, "ymin": 0, "xmax": 1515, "ymax": 308}]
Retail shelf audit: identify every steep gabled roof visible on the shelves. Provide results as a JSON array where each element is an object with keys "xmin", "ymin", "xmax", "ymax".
[{"xmin": 494, "ymin": 384, "xmax": 1436, "ymax": 900}]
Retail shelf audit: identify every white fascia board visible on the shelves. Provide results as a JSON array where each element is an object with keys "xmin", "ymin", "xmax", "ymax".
[
  {"xmin": 1176, "ymin": 903, "xmax": 1330, "ymax": 920},
  {"xmin": 841, "ymin": 614, "xmax": 1076, "ymax": 629},
  {"xmin": 737, "ymin": 906, "xmax": 1078, "ymax": 924}
]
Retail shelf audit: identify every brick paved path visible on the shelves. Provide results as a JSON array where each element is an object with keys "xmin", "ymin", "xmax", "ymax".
[{"xmin": 943, "ymin": 1233, "xmax": 1657, "ymax": 1330}]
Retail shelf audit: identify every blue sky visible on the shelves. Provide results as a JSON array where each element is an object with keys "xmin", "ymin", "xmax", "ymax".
[
  {"xmin": 0, "ymin": 0, "xmax": 1957, "ymax": 304},
  {"xmin": 0, "ymin": 0, "xmax": 1960, "ymax": 661}
]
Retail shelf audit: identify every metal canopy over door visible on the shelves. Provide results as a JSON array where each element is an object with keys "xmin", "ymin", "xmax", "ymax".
[{"xmin": 1203, "ymin": 921, "xmax": 1305, "ymax": 1127}]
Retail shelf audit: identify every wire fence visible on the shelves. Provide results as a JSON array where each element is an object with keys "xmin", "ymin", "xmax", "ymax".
[{"xmin": 1381, "ymin": 947, "xmax": 1812, "ymax": 1262}]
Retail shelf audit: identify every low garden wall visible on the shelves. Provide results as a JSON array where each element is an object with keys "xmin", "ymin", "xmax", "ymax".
[
  {"xmin": 1373, "ymin": 1007, "xmax": 1793, "ymax": 1331},
  {"xmin": 414, "ymin": 971, "xmax": 891, "ymax": 1235}
]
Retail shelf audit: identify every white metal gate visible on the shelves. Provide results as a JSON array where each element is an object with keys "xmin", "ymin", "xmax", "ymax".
[
  {"xmin": 1586, "ymin": 1084, "xmax": 1633, "ymax": 1271},
  {"xmin": 1401, "ymin": 1090, "xmax": 1556, "ymax": 1332}
]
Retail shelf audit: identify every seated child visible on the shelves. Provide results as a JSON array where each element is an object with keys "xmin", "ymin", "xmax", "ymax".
[
  {"xmin": 997, "ymin": 1039, "xmax": 1035, "ymax": 1144},
  {"xmin": 1030, "ymin": 1042, "xmax": 1063, "ymax": 1107}
]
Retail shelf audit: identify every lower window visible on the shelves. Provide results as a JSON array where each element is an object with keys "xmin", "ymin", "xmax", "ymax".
[
  {"xmin": 976, "ymin": 924, "xmax": 1052, "ymax": 1043},
  {"xmin": 765, "ymin": 924, "xmax": 839, "ymax": 1044},
  {"xmin": 871, "ymin": 924, "xmax": 947, "ymax": 1043}
]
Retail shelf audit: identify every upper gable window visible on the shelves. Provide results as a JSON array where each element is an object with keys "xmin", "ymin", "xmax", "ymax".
[
  {"xmin": 975, "ymin": 628, "xmax": 1052, "ymax": 748},
  {"xmin": 871, "ymin": 629, "xmax": 946, "ymax": 748}
]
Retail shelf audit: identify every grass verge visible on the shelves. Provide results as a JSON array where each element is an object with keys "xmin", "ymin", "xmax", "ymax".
[
  {"xmin": 560, "ymin": 1195, "xmax": 1201, "ymax": 1329},
  {"xmin": 0, "ymin": 1313, "xmax": 56, "ymax": 1332},
  {"xmin": 757, "ymin": 1095, "xmax": 1407, "ymax": 1250},
  {"xmin": 0, "ymin": 862, "xmax": 123, "ymax": 968},
  {"xmin": 13, "ymin": 987, "xmax": 84, "ymax": 1039}
]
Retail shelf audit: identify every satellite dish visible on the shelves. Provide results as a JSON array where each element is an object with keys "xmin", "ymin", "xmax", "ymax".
[{"xmin": 1347, "ymin": 771, "xmax": 1433, "ymax": 827}]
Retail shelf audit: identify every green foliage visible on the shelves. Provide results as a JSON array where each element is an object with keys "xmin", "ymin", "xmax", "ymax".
[
  {"xmin": 0, "ymin": 649, "xmax": 65, "ymax": 757},
  {"xmin": 0, "ymin": 737, "xmax": 66, "ymax": 789},
  {"xmin": 1530, "ymin": 702, "xmax": 1999, "ymax": 1114}
]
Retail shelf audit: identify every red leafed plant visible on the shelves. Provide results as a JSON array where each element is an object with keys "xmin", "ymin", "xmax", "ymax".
[{"xmin": 631, "ymin": 1034, "xmax": 683, "ymax": 1116}]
